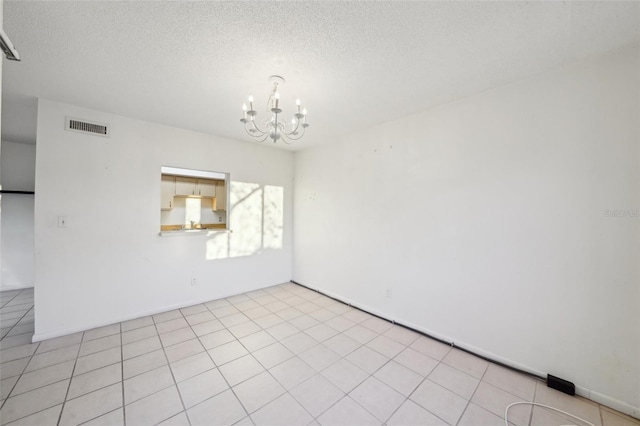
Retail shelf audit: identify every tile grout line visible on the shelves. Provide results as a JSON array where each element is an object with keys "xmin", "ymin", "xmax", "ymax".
[{"xmin": 55, "ymin": 331, "xmax": 83, "ymax": 426}]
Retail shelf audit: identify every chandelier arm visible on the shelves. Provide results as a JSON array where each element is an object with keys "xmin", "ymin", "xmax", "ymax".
[
  {"xmin": 282, "ymin": 119, "xmax": 301, "ymax": 136},
  {"xmin": 281, "ymin": 125, "xmax": 306, "ymax": 141},
  {"xmin": 247, "ymin": 118, "xmax": 266, "ymax": 136}
]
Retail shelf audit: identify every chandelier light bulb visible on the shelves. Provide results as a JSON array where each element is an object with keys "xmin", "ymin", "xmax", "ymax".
[{"xmin": 242, "ymin": 103, "xmax": 247, "ymax": 111}]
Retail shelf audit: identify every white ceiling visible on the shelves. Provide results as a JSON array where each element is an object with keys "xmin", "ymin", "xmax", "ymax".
[{"xmin": 2, "ymin": 1, "xmax": 639, "ymax": 151}]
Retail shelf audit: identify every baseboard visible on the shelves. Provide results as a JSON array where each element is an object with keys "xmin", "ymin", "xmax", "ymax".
[
  {"xmin": 291, "ymin": 280, "xmax": 640, "ymax": 420},
  {"xmin": 0, "ymin": 283, "xmax": 34, "ymax": 291},
  {"xmin": 32, "ymin": 282, "xmax": 287, "ymax": 342}
]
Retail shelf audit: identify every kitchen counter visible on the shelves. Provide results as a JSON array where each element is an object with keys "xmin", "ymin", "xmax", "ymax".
[{"xmin": 160, "ymin": 223, "xmax": 227, "ymax": 232}]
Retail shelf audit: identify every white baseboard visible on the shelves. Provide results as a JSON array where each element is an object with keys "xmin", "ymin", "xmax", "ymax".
[
  {"xmin": 0, "ymin": 283, "xmax": 34, "ymax": 291},
  {"xmin": 32, "ymin": 283, "xmax": 285, "ymax": 342},
  {"xmin": 293, "ymin": 280, "xmax": 640, "ymax": 420}
]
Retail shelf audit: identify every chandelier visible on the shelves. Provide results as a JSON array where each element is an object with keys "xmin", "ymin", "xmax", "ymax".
[{"xmin": 240, "ymin": 75, "xmax": 309, "ymax": 144}]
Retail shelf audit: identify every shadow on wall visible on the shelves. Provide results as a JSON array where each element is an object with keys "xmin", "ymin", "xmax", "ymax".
[{"xmin": 205, "ymin": 182, "xmax": 283, "ymax": 260}]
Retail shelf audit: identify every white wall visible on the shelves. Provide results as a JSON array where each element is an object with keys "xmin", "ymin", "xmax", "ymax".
[
  {"xmin": 293, "ymin": 47, "xmax": 640, "ymax": 413},
  {"xmin": 35, "ymin": 99, "xmax": 293, "ymax": 340},
  {"xmin": 0, "ymin": 141, "xmax": 36, "ymax": 290}
]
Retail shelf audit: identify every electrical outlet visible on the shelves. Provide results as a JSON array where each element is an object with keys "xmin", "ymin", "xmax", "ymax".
[
  {"xmin": 190, "ymin": 277, "xmax": 197, "ymax": 286},
  {"xmin": 218, "ymin": 216, "xmax": 222, "ymax": 223},
  {"xmin": 385, "ymin": 289, "xmax": 392, "ymax": 298},
  {"xmin": 58, "ymin": 216, "xmax": 68, "ymax": 228}
]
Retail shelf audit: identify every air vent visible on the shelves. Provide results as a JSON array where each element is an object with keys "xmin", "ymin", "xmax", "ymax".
[{"xmin": 65, "ymin": 117, "xmax": 110, "ymax": 137}]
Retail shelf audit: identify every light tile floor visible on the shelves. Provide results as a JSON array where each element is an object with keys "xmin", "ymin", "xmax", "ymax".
[{"xmin": 1, "ymin": 284, "xmax": 638, "ymax": 426}]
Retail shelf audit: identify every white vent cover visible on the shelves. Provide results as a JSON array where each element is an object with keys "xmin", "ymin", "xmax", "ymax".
[{"xmin": 65, "ymin": 117, "xmax": 110, "ymax": 137}]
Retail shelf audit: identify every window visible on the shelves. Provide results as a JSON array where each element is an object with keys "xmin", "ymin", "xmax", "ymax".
[{"xmin": 160, "ymin": 166, "xmax": 229, "ymax": 232}]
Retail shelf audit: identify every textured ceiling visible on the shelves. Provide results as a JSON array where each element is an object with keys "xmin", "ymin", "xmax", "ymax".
[{"xmin": 2, "ymin": 1, "xmax": 639, "ymax": 150}]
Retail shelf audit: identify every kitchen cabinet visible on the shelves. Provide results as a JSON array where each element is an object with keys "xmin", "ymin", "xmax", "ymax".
[
  {"xmin": 175, "ymin": 177, "xmax": 217, "ymax": 197},
  {"xmin": 214, "ymin": 181, "xmax": 226, "ymax": 210},
  {"xmin": 161, "ymin": 175, "xmax": 176, "ymax": 210},
  {"xmin": 197, "ymin": 179, "xmax": 216, "ymax": 197},
  {"xmin": 175, "ymin": 177, "xmax": 197, "ymax": 196}
]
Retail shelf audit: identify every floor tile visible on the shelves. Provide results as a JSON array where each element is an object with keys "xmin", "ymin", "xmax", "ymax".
[
  {"xmin": 59, "ymin": 383, "xmax": 122, "ymax": 426},
  {"xmin": 218, "ymin": 355, "xmax": 264, "ymax": 386},
  {"xmin": 324, "ymin": 315, "xmax": 355, "ymax": 333},
  {"xmin": 234, "ymin": 299, "xmax": 261, "ymax": 312},
  {"xmin": 11, "ymin": 359, "xmax": 74, "ymax": 396},
  {"xmin": 250, "ymin": 393, "xmax": 313, "ymax": 426},
  {"xmin": 410, "ymin": 379, "xmax": 468, "ymax": 426},
  {"xmin": 366, "ymin": 335, "xmax": 406, "ymax": 358},
  {"xmin": 1, "ymin": 376, "xmax": 18, "ymax": 400},
  {"xmin": 124, "ymin": 364, "xmax": 174, "ymax": 404},
  {"xmin": 191, "ymin": 319, "xmax": 225, "ymax": 337},
  {"xmin": 123, "ymin": 349, "xmax": 167, "ymax": 379},
  {"xmin": 186, "ymin": 311, "xmax": 216, "ymax": 326},
  {"xmin": 308, "ymin": 308, "xmax": 336, "ymax": 322},
  {"xmin": 290, "ymin": 374, "xmax": 344, "ymax": 417},
  {"xmin": 409, "ymin": 336, "xmax": 451, "ymax": 361},
  {"xmin": 601, "ymin": 408, "xmax": 640, "ymax": 426},
  {"xmin": 2, "ymin": 404, "xmax": 62, "ymax": 426},
  {"xmin": 170, "ymin": 352, "xmax": 215, "ymax": 383},
  {"xmin": 35, "ymin": 332, "xmax": 83, "ymax": 354},
  {"xmin": 125, "ymin": 385, "xmax": 184, "ymax": 426},
  {"xmin": 269, "ymin": 356, "xmax": 315, "ymax": 390},
  {"xmin": 0, "ymin": 380, "xmax": 69, "ymax": 424},
  {"xmin": 482, "ymin": 363, "xmax": 537, "ymax": 401},
  {"xmin": 345, "ymin": 345, "xmax": 389, "ymax": 374},
  {"xmin": 0, "ymin": 358, "xmax": 29, "ymax": 380},
  {"xmin": 0, "ymin": 334, "xmax": 33, "ymax": 350},
  {"xmin": 265, "ymin": 322, "xmax": 298, "ymax": 340},
  {"xmin": 458, "ymin": 402, "xmax": 504, "ymax": 426},
  {"xmin": 156, "ymin": 317, "xmax": 189, "ymax": 334},
  {"xmin": 316, "ymin": 395, "xmax": 380, "ymax": 426},
  {"xmin": 233, "ymin": 371, "xmax": 285, "ymax": 413},
  {"xmin": 199, "ymin": 329, "xmax": 236, "ymax": 350},
  {"xmin": 208, "ymin": 341, "xmax": 249, "ymax": 366},
  {"xmin": 471, "ymin": 382, "xmax": 530, "ymax": 426},
  {"xmin": 153, "ymin": 310, "xmax": 183, "ymax": 324},
  {"xmin": 123, "ymin": 335, "xmax": 162, "ymax": 360},
  {"xmin": 343, "ymin": 324, "xmax": 379, "ymax": 344},
  {"xmin": 211, "ymin": 305, "xmax": 240, "ymax": 318},
  {"xmin": 289, "ymin": 314, "xmax": 321, "ymax": 331},
  {"xmin": 240, "ymin": 331, "xmax": 277, "ymax": 353},
  {"xmin": 383, "ymin": 325, "xmax": 421, "ymax": 346},
  {"xmin": 253, "ymin": 313, "xmax": 284, "ymax": 329},
  {"xmin": 361, "ymin": 317, "xmax": 393, "ymax": 334},
  {"xmin": 164, "ymin": 338, "xmax": 205, "ymax": 363},
  {"xmin": 281, "ymin": 332, "xmax": 318, "ymax": 354},
  {"xmin": 277, "ymin": 307, "xmax": 305, "ymax": 321},
  {"xmin": 252, "ymin": 343, "xmax": 295, "ymax": 369},
  {"xmin": 67, "ymin": 363, "xmax": 122, "ymax": 400},
  {"xmin": 121, "ymin": 316, "xmax": 154, "ymax": 332},
  {"xmin": 160, "ymin": 327, "xmax": 196, "ymax": 347},
  {"xmin": 305, "ymin": 323, "xmax": 339, "ymax": 343},
  {"xmin": 374, "ymin": 360, "xmax": 423, "ymax": 396},
  {"xmin": 177, "ymin": 367, "xmax": 228, "ymax": 409},
  {"xmin": 228, "ymin": 321, "xmax": 262, "ymax": 339},
  {"xmin": 82, "ymin": 407, "xmax": 124, "ymax": 426},
  {"xmin": 220, "ymin": 313, "xmax": 251, "ymax": 328},
  {"xmin": 156, "ymin": 411, "xmax": 189, "ymax": 426},
  {"xmin": 243, "ymin": 306, "xmax": 271, "ymax": 320},
  {"xmin": 121, "ymin": 325, "xmax": 157, "ymax": 345},
  {"xmin": 321, "ymin": 358, "xmax": 369, "ymax": 393},
  {"xmin": 350, "ymin": 376, "xmax": 405, "ymax": 422},
  {"xmin": 83, "ymin": 324, "xmax": 120, "ymax": 342},
  {"xmin": 428, "ymin": 362, "xmax": 479, "ymax": 399},
  {"xmin": 0, "ymin": 343, "xmax": 38, "ymax": 364},
  {"xmin": 323, "ymin": 333, "xmax": 360, "ymax": 357},
  {"xmin": 393, "ymin": 347, "xmax": 439, "ymax": 377},
  {"xmin": 181, "ymin": 304, "xmax": 208, "ymax": 317},
  {"xmin": 442, "ymin": 348, "xmax": 488, "ymax": 379},
  {"xmin": 387, "ymin": 399, "xmax": 447, "ymax": 426},
  {"xmin": 25, "ymin": 344, "xmax": 79, "ymax": 372},
  {"xmin": 187, "ymin": 389, "xmax": 246, "ymax": 426},
  {"xmin": 79, "ymin": 334, "xmax": 120, "ymax": 357},
  {"xmin": 534, "ymin": 382, "xmax": 601, "ymax": 426}
]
